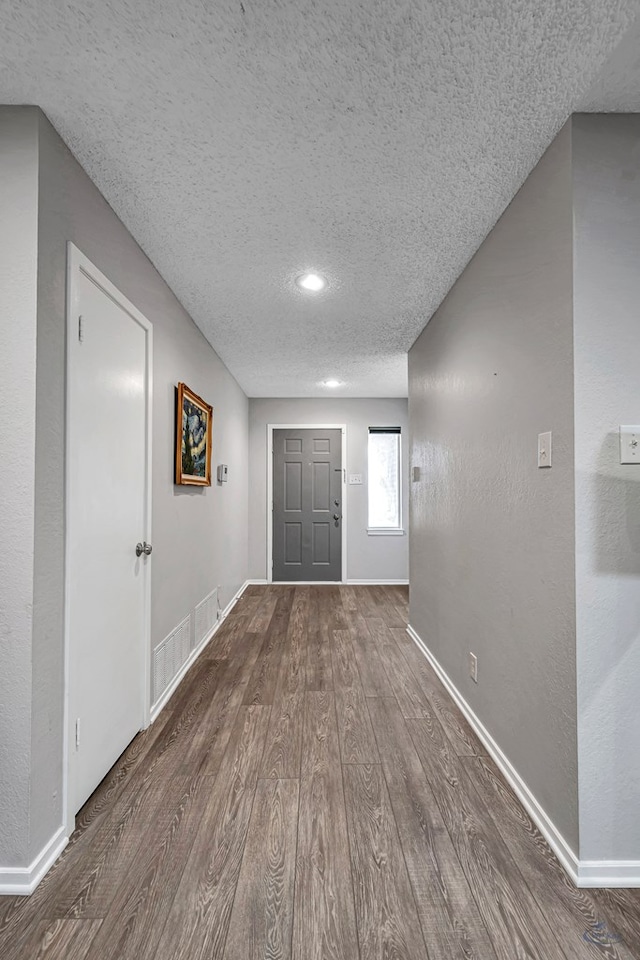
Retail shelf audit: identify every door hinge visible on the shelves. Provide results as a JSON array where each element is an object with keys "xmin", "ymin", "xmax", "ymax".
[
  {"xmin": 75, "ymin": 717, "xmax": 81, "ymax": 749},
  {"xmin": 78, "ymin": 315, "xmax": 84, "ymax": 343}
]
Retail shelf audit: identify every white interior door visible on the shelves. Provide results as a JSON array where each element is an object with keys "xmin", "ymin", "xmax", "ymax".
[{"xmin": 66, "ymin": 245, "xmax": 152, "ymax": 816}]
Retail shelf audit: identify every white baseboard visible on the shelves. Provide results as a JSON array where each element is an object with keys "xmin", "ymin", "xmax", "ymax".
[
  {"xmin": 576, "ymin": 861, "xmax": 640, "ymax": 887},
  {"xmin": 406, "ymin": 624, "xmax": 583, "ymax": 885},
  {"xmin": 259, "ymin": 579, "xmax": 409, "ymax": 586},
  {"xmin": 0, "ymin": 825, "xmax": 68, "ymax": 896},
  {"xmin": 347, "ymin": 579, "xmax": 409, "ymax": 585},
  {"xmin": 150, "ymin": 580, "xmax": 250, "ymax": 723},
  {"xmin": 268, "ymin": 579, "xmax": 341, "ymax": 585},
  {"xmin": 407, "ymin": 623, "xmax": 640, "ymax": 888}
]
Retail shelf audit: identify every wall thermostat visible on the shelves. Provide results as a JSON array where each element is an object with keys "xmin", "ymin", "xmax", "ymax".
[{"xmin": 217, "ymin": 464, "xmax": 228, "ymax": 483}]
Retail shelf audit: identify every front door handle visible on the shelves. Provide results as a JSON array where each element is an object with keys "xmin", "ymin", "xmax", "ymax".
[
  {"xmin": 136, "ymin": 541, "xmax": 153, "ymax": 557},
  {"xmin": 333, "ymin": 514, "xmax": 341, "ymax": 526}
]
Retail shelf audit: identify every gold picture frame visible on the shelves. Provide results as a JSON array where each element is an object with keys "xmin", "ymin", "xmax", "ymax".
[{"xmin": 175, "ymin": 382, "xmax": 213, "ymax": 486}]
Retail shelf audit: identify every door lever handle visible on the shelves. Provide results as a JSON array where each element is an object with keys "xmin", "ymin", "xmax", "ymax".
[{"xmin": 136, "ymin": 541, "xmax": 153, "ymax": 557}]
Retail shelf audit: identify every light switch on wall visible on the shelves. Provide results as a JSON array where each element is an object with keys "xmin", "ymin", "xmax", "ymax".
[
  {"xmin": 349, "ymin": 474, "xmax": 363, "ymax": 484},
  {"xmin": 620, "ymin": 426, "xmax": 640, "ymax": 463},
  {"xmin": 538, "ymin": 432, "xmax": 552, "ymax": 468}
]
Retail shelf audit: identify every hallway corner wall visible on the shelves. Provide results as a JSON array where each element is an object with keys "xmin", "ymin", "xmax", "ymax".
[
  {"xmin": 0, "ymin": 107, "xmax": 40, "ymax": 870},
  {"xmin": 572, "ymin": 113, "xmax": 640, "ymax": 867},
  {"xmin": 408, "ymin": 121, "xmax": 579, "ymax": 854}
]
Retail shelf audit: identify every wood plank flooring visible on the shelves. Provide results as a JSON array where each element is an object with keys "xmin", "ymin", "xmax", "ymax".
[{"xmin": 1, "ymin": 584, "xmax": 639, "ymax": 959}]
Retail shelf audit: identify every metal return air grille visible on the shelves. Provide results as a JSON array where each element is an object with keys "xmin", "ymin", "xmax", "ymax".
[
  {"xmin": 195, "ymin": 587, "xmax": 218, "ymax": 646},
  {"xmin": 153, "ymin": 614, "xmax": 191, "ymax": 704}
]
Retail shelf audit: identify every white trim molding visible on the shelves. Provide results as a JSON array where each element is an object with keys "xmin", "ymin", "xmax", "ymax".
[
  {"xmin": 0, "ymin": 827, "xmax": 68, "ymax": 897},
  {"xmin": 576, "ymin": 862, "xmax": 640, "ymax": 888},
  {"xmin": 271, "ymin": 581, "xmax": 343, "ymax": 585},
  {"xmin": 366, "ymin": 528, "xmax": 405, "ymax": 536},
  {"xmin": 407, "ymin": 623, "xmax": 640, "ymax": 888},
  {"xmin": 347, "ymin": 579, "xmax": 409, "ymax": 585},
  {"xmin": 249, "ymin": 579, "xmax": 409, "ymax": 586},
  {"xmin": 150, "ymin": 580, "xmax": 251, "ymax": 722},
  {"xmin": 266, "ymin": 424, "xmax": 348, "ymax": 584}
]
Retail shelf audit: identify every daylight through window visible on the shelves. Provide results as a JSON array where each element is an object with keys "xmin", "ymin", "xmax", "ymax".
[{"xmin": 368, "ymin": 427, "xmax": 401, "ymax": 529}]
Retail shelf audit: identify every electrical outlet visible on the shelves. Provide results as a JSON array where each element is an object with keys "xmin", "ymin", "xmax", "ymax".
[{"xmin": 469, "ymin": 653, "xmax": 478, "ymax": 683}]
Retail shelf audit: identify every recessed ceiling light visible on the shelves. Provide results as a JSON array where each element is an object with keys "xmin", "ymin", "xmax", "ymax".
[
  {"xmin": 296, "ymin": 272, "xmax": 327, "ymax": 292},
  {"xmin": 323, "ymin": 379, "xmax": 341, "ymax": 388}
]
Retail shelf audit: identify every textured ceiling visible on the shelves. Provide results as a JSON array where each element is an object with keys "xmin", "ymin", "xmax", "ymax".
[{"xmin": 0, "ymin": 1, "xmax": 639, "ymax": 397}]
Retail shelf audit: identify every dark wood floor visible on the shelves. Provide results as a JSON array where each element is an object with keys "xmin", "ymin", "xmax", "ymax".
[{"xmin": 2, "ymin": 585, "xmax": 640, "ymax": 959}]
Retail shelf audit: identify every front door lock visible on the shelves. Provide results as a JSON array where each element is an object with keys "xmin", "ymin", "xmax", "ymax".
[
  {"xmin": 333, "ymin": 514, "xmax": 341, "ymax": 527},
  {"xmin": 135, "ymin": 541, "xmax": 153, "ymax": 557}
]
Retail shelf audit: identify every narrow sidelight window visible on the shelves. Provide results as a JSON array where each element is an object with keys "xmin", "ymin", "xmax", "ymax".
[{"xmin": 368, "ymin": 427, "xmax": 401, "ymax": 530}]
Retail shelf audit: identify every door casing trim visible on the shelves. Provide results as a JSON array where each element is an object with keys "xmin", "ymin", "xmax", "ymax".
[
  {"xmin": 64, "ymin": 242, "xmax": 153, "ymax": 837},
  {"xmin": 267, "ymin": 424, "xmax": 347, "ymax": 583}
]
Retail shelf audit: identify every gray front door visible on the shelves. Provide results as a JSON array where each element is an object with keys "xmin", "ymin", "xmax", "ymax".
[{"xmin": 272, "ymin": 428, "xmax": 342, "ymax": 581}]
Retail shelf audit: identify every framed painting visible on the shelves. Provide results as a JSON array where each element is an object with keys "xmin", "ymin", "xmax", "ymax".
[{"xmin": 175, "ymin": 382, "xmax": 213, "ymax": 486}]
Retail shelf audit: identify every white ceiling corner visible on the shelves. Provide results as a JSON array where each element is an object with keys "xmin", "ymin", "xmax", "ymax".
[{"xmin": 0, "ymin": 0, "xmax": 639, "ymax": 397}]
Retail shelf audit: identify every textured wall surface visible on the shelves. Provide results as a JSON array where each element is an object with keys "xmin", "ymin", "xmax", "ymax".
[
  {"xmin": 0, "ymin": 109, "xmax": 250, "ymax": 870},
  {"xmin": 249, "ymin": 398, "xmax": 409, "ymax": 582},
  {"xmin": 573, "ymin": 114, "xmax": 640, "ymax": 862},
  {"xmin": 409, "ymin": 124, "xmax": 579, "ymax": 852},
  {"xmin": 36, "ymin": 109, "xmax": 250, "ymax": 671},
  {"xmin": 0, "ymin": 1, "xmax": 636, "ymax": 396},
  {"xmin": 0, "ymin": 109, "xmax": 39, "ymax": 867}
]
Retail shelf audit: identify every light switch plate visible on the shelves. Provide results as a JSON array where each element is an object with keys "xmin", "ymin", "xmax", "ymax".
[
  {"xmin": 349, "ymin": 474, "xmax": 363, "ymax": 485},
  {"xmin": 538, "ymin": 431, "xmax": 552, "ymax": 468},
  {"xmin": 412, "ymin": 466, "xmax": 420, "ymax": 482},
  {"xmin": 620, "ymin": 425, "xmax": 640, "ymax": 463},
  {"xmin": 469, "ymin": 652, "xmax": 478, "ymax": 683}
]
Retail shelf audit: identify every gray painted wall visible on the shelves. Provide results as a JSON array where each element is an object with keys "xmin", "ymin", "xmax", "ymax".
[
  {"xmin": 0, "ymin": 109, "xmax": 39, "ymax": 867},
  {"xmin": 573, "ymin": 114, "xmax": 640, "ymax": 862},
  {"xmin": 1, "ymin": 107, "xmax": 250, "ymax": 871},
  {"xmin": 249, "ymin": 398, "xmax": 409, "ymax": 582},
  {"xmin": 408, "ymin": 123, "xmax": 579, "ymax": 852}
]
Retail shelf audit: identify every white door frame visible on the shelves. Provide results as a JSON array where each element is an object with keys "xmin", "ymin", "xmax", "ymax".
[
  {"xmin": 267, "ymin": 423, "xmax": 347, "ymax": 583},
  {"xmin": 63, "ymin": 242, "xmax": 153, "ymax": 834}
]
